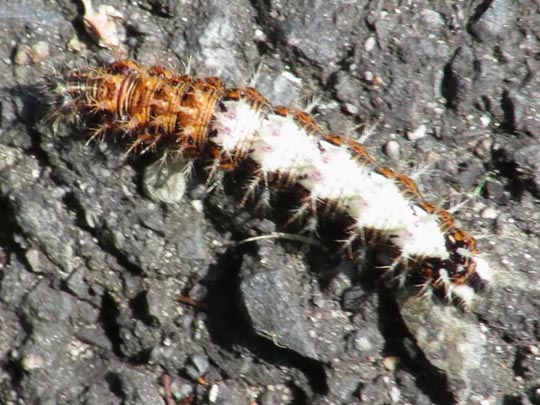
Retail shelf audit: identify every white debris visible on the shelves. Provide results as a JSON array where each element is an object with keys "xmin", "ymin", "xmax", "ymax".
[{"xmin": 81, "ymin": 0, "xmax": 126, "ymax": 52}]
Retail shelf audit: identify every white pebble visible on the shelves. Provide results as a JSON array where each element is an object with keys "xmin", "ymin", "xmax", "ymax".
[
  {"xmin": 481, "ymin": 207, "xmax": 498, "ymax": 219},
  {"xmin": 364, "ymin": 36, "xmax": 376, "ymax": 52},
  {"xmin": 384, "ymin": 140, "xmax": 401, "ymax": 160},
  {"xmin": 406, "ymin": 124, "xmax": 427, "ymax": 141},
  {"xmin": 363, "ymin": 70, "xmax": 374, "ymax": 82},
  {"xmin": 208, "ymin": 384, "xmax": 219, "ymax": 403}
]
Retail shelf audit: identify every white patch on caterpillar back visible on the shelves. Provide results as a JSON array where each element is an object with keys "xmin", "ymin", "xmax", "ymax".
[
  {"xmin": 347, "ymin": 172, "xmax": 416, "ymax": 232},
  {"xmin": 392, "ymin": 206, "xmax": 449, "ymax": 260},
  {"xmin": 211, "ymin": 100, "xmax": 450, "ymax": 260},
  {"xmin": 212, "ymin": 99, "xmax": 262, "ymax": 155},
  {"xmin": 252, "ymin": 113, "xmax": 320, "ymax": 177}
]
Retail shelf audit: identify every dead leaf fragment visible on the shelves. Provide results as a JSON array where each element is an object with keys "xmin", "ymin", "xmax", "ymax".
[{"xmin": 81, "ymin": 0, "xmax": 126, "ymax": 52}]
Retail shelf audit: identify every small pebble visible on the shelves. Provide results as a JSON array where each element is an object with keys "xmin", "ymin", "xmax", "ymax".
[
  {"xmin": 170, "ymin": 380, "xmax": 193, "ymax": 401},
  {"xmin": 25, "ymin": 249, "xmax": 42, "ymax": 273},
  {"xmin": 208, "ymin": 384, "xmax": 219, "ymax": 403},
  {"xmin": 389, "ymin": 386, "xmax": 401, "ymax": 403},
  {"xmin": 0, "ymin": 145, "xmax": 21, "ymax": 171},
  {"xmin": 191, "ymin": 200, "xmax": 204, "ymax": 213},
  {"xmin": 253, "ymin": 28, "xmax": 266, "ymax": 42},
  {"xmin": 419, "ymin": 9, "xmax": 444, "ymax": 28},
  {"xmin": 363, "ymin": 70, "xmax": 374, "ymax": 82},
  {"xmin": 480, "ymin": 115, "xmax": 491, "ymax": 127},
  {"xmin": 481, "ymin": 207, "xmax": 498, "ymax": 219},
  {"xmin": 67, "ymin": 36, "xmax": 86, "ymax": 53},
  {"xmin": 406, "ymin": 124, "xmax": 427, "ymax": 141},
  {"xmin": 384, "ymin": 140, "xmax": 401, "ymax": 160},
  {"xmin": 343, "ymin": 103, "xmax": 359, "ymax": 115},
  {"xmin": 189, "ymin": 284, "xmax": 208, "ymax": 301},
  {"xmin": 474, "ymin": 137, "xmax": 493, "ymax": 158},
  {"xmin": 532, "ymin": 386, "xmax": 540, "ymax": 402},
  {"xmin": 14, "ymin": 45, "xmax": 31, "ymax": 65},
  {"xmin": 21, "ymin": 354, "xmax": 44, "ymax": 370},
  {"xmin": 30, "ymin": 41, "xmax": 50, "ymax": 64},
  {"xmin": 191, "ymin": 354, "xmax": 209, "ymax": 375},
  {"xmin": 354, "ymin": 335, "xmax": 372, "ymax": 351},
  {"xmin": 364, "ymin": 36, "xmax": 376, "ymax": 52},
  {"xmin": 382, "ymin": 355, "xmax": 399, "ymax": 371}
]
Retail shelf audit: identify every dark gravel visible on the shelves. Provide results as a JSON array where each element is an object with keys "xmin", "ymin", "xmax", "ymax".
[{"xmin": 1, "ymin": 0, "xmax": 539, "ymax": 404}]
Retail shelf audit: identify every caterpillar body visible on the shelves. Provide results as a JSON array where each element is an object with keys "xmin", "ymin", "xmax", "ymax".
[{"xmin": 47, "ymin": 59, "xmax": 493, "ymax": 307}]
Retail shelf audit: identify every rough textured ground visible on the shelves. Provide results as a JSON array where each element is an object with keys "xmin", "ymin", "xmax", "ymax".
[{"xmin": 0, "ymin": 1, "xmax": 539, "ymax": 404}]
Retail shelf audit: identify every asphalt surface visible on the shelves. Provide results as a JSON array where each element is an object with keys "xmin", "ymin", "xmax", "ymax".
[{"xmin": 0, "ymin": 1, "xmax": 539, "ymax": 404}]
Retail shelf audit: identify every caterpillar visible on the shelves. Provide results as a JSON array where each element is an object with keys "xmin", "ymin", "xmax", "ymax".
[{"xmin": 45, "ymin": 59, "xmax": 493, "ymax": 307}]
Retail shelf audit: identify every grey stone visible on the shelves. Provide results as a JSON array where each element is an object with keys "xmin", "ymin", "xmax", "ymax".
[
  {"xmin": 418, "ymin": 9, "xmax": 445, "ymax": 30},
  {"xmin": 239, "ymin": 251, "xmax": 319, "ymax": 360},
  {"xmin": 0, "ymin": 258, "xmax": 39, "ymax": 307},
  {"xmin": 13, "ymin": 185, "xmax": 78, "ymax": 274},
  {"xmin": 277, "ymin": 2, "xmax": 363, "ymax": 67},
  {"xmin": 398, "ymin": 293, "xmax": 512, "ymax": 403},
  {"xmin": 24, "ymin": 248, "xmax": 43, "ymax": 273},
  {"xmin": 201, "ymin": 380, "xmax": 255, "ymax": 405},
  {"xmin": 170, "ymin": 379, "xmax": 194, "ymax": 401},
  {"xmin": 118, "ymin": 317, "xmax": 161, "ymax": 359},
  {"xmin": 399, "ymin": 38, "xmax": 450, "ymax": 64},
  {"xmin": 18, "ymin": 322, "xmax": 91, "ymax": 403},
  {"xmin": 0, "ymin": 144, "xmax": 21, "ymax": 172},
  {"xmin": 186, "ymin": 354, "xmax": 210, "ymax": 379},
  {"xmin": 0, "ymin": 304, "xmax": 25, "ymax": 359},
  {"xmin": 21, "ymin": 281, "xmax": 75, "ymax": 324},
  {"xmin": 145, "ymin": 284, "xmax": 178, "ymax": 325},
  {"xmin": 469, "ymin": 0, "xmax": 513, "ymax": 42},
  {"xmin": 115, "ymin": 368, "xmax": 163, "ymax": 405}
]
